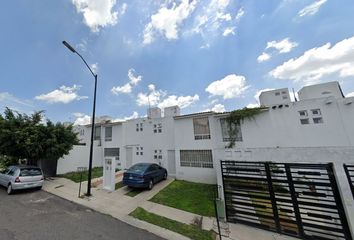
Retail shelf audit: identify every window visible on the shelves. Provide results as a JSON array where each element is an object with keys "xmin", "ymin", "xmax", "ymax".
[
  {"xmin": 94, "ymin": 126, "xmax": 101, "ymax": 140},
  {"xmin": 154, "ymin": 149, "xmax": 162, "ymax": 160},
  {"xmin": 79, "ymin": 129, "xmax": 85, "ymax": 136},
  {"xmin": 299, "ymin": 110, "xmax": 308, "ymax": 117},
  {"xmin": 136, "ymin": 123, "xmax": 143, "ymax": 132},
  {"xmin": 20, "ymin": 168, "xmax": 42, "ymax": 176},
  {"xmin": 180, "ymin": 150, "xmax": 213, "ymax": 168},
  {"xmin": 282, "ymin": 96, "xmax": 288, "ymax": 99},
  {"xmin": 193, "ymin": 117, "xmax": 211, "ymax": 140},
  {"xmin": 300, "ymin": 119, "xmax": 310, "ymax": 125},
  {"xmin": 313, "ymin": 117, "xmax": 323, "ymax": 124},
  {"xmin": 136, "ymin": 123, "xmax": 139, "ymax": 132},
  {"xmin": 311, "ymin": 109, "xmax": 321, "ymax": 116},
  {"xmin": 105, "ymin": 126, "xmax": 112, "ymax": 141},
  {"xmin": 275, "ymin": 92, "xmax": 280, "ymax": 96},
  {"xmin": 153, "ymin": 123, "xmax": 162, "ymax": 133},
  {"xmin": 220, "ymin": 118, "xmax": 242, "ymax": 142},
  {"xmin": 140, "ymin": 123, "xmax": 143, "ymax": 131},
  {"xmin": 104, "ymin": 148, "xmax": 119, "ymax": 157}
]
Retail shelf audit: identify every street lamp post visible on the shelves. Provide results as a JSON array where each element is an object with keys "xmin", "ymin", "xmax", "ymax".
[{"xmin": 62, "ymin": 40, "xmax": 97, "ymax": 196}]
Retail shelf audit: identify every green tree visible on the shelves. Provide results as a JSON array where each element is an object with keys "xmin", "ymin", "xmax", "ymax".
[{"xmin": 0, "ymin": 108, "xmax": 78, "ymax": 166}]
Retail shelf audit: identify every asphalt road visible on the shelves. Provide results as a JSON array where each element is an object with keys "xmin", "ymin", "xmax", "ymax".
[{"xmin": 0, "ymin": 188, "xmax": 164, "ymax": 240}]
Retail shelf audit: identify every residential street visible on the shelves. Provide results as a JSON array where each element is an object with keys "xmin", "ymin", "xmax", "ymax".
[{"xmin": 0, "ymin": 188, "xmax": 164, "ymax": 240}]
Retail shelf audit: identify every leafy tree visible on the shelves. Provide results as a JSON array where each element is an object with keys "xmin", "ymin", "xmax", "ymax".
[{"xmin": 0, "ymin": 108, "xmax": 78, "ymax": 166}]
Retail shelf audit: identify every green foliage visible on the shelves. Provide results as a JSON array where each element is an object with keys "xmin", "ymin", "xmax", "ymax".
[
  {"xmin": 0, "ymin": 108, "xmax": 79, "ymax": 166},
  {"xmin": 129, "ymin": 207, "xmax": 216, "ymax": 240},
  {"xmin": 226, "ymin": 107, "xmax": 267, "ymax": 147},
  {"xmin": 150, "ymin": 180, "xmax": 216, "ymax": 217}
]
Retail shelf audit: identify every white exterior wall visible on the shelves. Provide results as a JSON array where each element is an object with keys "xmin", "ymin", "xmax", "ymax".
[
  {"xmin": 57, "ymin": 145, "xmax": 103, "ymax": 174},
  {"xmin": 174, "ymin": 114, "xmax": 217, "ymax": 184}
]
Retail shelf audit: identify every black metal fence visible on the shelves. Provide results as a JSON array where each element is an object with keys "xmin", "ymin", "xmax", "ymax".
[
  {"xmin": 221, "ymin": 161, "xmax": 352, "ymax": 240},
  {"xmin": 344, "ymin": 164, "xmax": 354, "ymax": 199}
]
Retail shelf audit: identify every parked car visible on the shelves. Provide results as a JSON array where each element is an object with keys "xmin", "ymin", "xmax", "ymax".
[
  {"xmin": 0, "ymin": 165, "xmax": 44, "ymax": 195},
  {"xmin": 123, "ymin": 163, "xmax": 167, "ymax": 190}
]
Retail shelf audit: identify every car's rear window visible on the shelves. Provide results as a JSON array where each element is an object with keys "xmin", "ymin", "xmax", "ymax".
[
  {"xmin": 128, "ymin": 164, "xmax": 149, "ymax": 173},
  {"xmin": 20, "ymin": 168, "xmax": 42, "ymax": 176}
]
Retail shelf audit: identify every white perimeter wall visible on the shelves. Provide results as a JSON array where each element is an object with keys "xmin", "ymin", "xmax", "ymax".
[
  {"xmin": 214, "ymin": 146, "xmax": 354, "ymax": 238},
  {"xmin": 57, "ymin": 145, "xmax": 103, "ymax": 174}
]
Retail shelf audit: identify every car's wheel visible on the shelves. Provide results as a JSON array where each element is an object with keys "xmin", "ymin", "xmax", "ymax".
[
  {"xmin": 7, "ymin": 184, "xmax": 13, "ymax": 195},
  {"xmin": 37, "ymin": 186, "xmax": 42, "ymax": 191},
  {"xmin": 163, "ymin": 172, "xmax": 167, "ymax": 180},
  {"xmin": 148, "ymin": 179, "xmax": 154, "ymax": 190}
]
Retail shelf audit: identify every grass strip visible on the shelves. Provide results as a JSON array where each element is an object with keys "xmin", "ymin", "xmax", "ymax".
[
  {"xmin": 115, "ymin": 181, "xmax": 124, "ymax": 190},
  {"xmin": 150, "ymin": 180, "xmax": 216, "ymax": 217},
  {"xmin": 125, "ymin": 188, "xmax": 144, "ymax": 197},
  {"xmin": 58, "ymin": 167, "xmax": 103, "ymax": 183},
  {"xmin": 129, "ymin": 207, "xmax": 215, "ymax": 240}
]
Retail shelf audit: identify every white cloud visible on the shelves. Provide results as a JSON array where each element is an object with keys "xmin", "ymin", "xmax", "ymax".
[
  {"xmin": 0, "ymin": 92, "xmax": 35, "ymax": 113},
  {"xmin": 211, "ymin": 103, "xmax": 225, "ymax": 112},
  {"xmin": 270, "ymin": 36, "xmax": 354, "ymax": 84},
  {"xmin": 235, "ymin": 7, "xmax": 245, "ymax": 22},
  {"xmin": 258, "ymin": 38, "xmax": 298, "ymax": 63},
  {"xmin": 72, "ymin": 0, "xmax": 121, "ymax": 32},
  {"xmin": 136, "ymin": 84, "xmax": 165, "ymax": 106},
  {"xmin": 143, "ymin": 0, "xmax": 197, "ymax": 44},
  {"xmin": 113, "ymin": 111, "xmax": 139, "ymax": 122},
  {"xmin": 90, "ymin": 63, "xmax": 98, "ymax": 74},
  {"xmin": 158, "ymin": 94, "xmax": 199, "ymax": 109},
  {"xmin": 111, "ymin": 83, "xmax": 132, "ymax": 94},
  {"xmin": 246, "ymin": 103, "xmax": 260, "ymax": 108},
  {"xmin": 206, "ymin": 74, "xmax": 250, "ymax": 99},
  {"xmin": 35, "ymin": 85, "xmax": 88, "ymax": 104},
  {"xmin": 298, "ymin": 0, "xmax": 327, "ymax": 18},
  {"xmin": 257, "ymin": 52, "xmax": 271, "ymax": 63},
  {"xmin": 223, "ymin": 27, "xmax": 235, "ymax": 37},
  {"xmin": 266, "ymin": 38, "xmax": 298, "ymax": 54},
  {"xmin": 346, "ymin": 92, "xmax": 354, "ymax": 98},
  {"xmin": 74, "ymin": 114, "xmax": 91, "ymax": 125},
  {"xmin": 111, "ymin": 68, "xmax": 142, "ymax": 95}
]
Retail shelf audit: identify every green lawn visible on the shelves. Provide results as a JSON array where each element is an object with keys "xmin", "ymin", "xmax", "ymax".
[
  {"xmin": 58, "ymin": 167, "xmax": 103, "ymax": 183},
  {"xmin": 115, "ymin": 181, "xmax": 124, "ymax": 190},
  {"xmin": 130, "ymin": 207, "xmax": 215, "ymax": 240},
  {"xmin": 150, "ymin": 180, "xmax": 216, "ymax": 217},
  {"xmin": 125, "ymin": 188, "xmax": 144, "ymax": 197}
]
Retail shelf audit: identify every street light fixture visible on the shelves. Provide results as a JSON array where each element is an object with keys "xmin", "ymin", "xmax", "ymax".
[{"xmin": 62, "ymin": 40, "xmax": 97, "ymax": 196}]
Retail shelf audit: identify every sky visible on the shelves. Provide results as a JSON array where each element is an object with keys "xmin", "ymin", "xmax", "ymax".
[{"xmin": 1, "ymin": 0, "xmax": 354, "ymax": 125}]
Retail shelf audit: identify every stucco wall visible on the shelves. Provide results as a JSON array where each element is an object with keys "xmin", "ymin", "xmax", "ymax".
[{"xmin": 57, "ymin": 145, "xmax": 103, "ymax": 174}]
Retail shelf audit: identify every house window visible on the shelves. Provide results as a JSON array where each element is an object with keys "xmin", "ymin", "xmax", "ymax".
[
  {"xmin": 104, "ymin": 148, "xmax": 119, "ymax": 157},
  {"xmin": 154, "ymin": 149, "xmax": 163, "ymax": 160},
  {"xmin": 300, "ymin": 119, "xmax": 310, "ymax": 125},
  {"xmin": 313, "ymin": 117, "xmax": 323, "ymax": 124},
  {"xmin": 94, "ymin": 126, "xmax": 101, "ymax": 140},
  {"xmin": 220, "ymin": 118, "xmax": 242, "ymax": 142},
  {"xmin": 193, "ymin": 117, "xmax": 211, "ymax": 140},
  {"xmin": 180, "ymin": 150, "xmax": 213, "ymax": 168},
  {"xmin": 105, "ymin": 126, "xmax": 112, "ymax": 141},
  {"xmin": 136, "ymin": 123, "xmax": 139, "ymax": 132},
  {"xmin": 140, "ymin": 123, "xmax": 143, "ymax": 131},
  {"xmin": 136, "ymin": 123, "xmax": 144, "ymax": 132},
  {"xmin": 79, "ymin": 129, "xmax": 85, "ymax": 136},
  {"xmin": 153, "ymin": 123, "xmax": 162, "ymax": 133},
  {"xmin": 299, "ymin": 110, "xmax": 308, "ymax": 117},
  {"xmin": 275, "ymin": 92, "xmax": 280, "ymax": 96},
  {"xmin": 311, "ymin": 109, "xmax": 321, "ymax": 116}
]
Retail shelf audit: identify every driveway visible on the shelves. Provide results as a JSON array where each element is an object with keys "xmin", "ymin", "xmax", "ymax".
[{"xmin": 0, "ymin": 188, "xmax": 164, "ymax": 240}]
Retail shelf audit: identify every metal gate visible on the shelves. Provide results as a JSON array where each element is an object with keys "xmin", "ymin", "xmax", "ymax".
[
  {"xmin": 344, "ymin": 164, "xmax": 354, "ymax": 199},
  {"xmin": 221, "ymin": 161, "xmax": 352, "ymax": 240}
]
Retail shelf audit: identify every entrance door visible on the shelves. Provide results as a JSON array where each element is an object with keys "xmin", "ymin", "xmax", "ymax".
[
  {"xmin": 126, "ymin": 147, "xmax": 133, "ymax": 168},
  {"xmin": 167, "ymin": 150, "xmax": 176, "ymax": 175}
]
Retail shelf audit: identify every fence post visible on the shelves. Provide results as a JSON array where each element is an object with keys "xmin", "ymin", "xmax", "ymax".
[{"xmin": 265, "ymin": 162, "xmax": 281, "ymax": 233}]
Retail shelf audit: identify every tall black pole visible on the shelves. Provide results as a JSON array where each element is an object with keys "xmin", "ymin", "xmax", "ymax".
[
  {"xmin": 87, "ymin": 74, "xmax": 97, "ymax": 196},
  {"xmin": 62, "ymin": 41, "xmax": 97, "ymax": 197}
]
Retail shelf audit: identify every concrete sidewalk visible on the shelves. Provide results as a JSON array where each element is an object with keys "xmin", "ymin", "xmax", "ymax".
[{"xmin": 43, "ymin": 177, "xmax": 299, "ymax": 240}]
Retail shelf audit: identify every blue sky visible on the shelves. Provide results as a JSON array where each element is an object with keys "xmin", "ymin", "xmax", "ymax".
[{"xmin": 1, "ymin": 0, "xmax": 354, "ymax": 124}]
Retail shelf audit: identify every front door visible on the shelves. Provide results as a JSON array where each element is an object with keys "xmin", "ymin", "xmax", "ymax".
[
  {"xmin": 167, "ymin": 150, "xmax": 176, "ymax": 175},
  {"xmin": 126, "ymin": 147, "xmax": 133, "ymax": 168}
]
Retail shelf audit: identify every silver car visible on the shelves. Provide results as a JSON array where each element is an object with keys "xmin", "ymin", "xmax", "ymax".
[{"xmin": 0, "ymin": 165, "xmax": 44, "ymax": 195}]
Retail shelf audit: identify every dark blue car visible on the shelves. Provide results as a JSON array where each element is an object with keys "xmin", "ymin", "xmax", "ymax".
[{"xmin": 123, "ymin": 163, "xmax": 167, "ymax": 190}]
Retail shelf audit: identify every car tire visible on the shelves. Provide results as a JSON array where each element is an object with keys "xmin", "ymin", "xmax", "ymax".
[
  {"xmin": 7, "ymin": 184, "xmax": 13, "ymax": 195},
  {"xmin": 148, "ymin": 179, "xmax": 154, "ymax": 190},
  {"xmin": 37, "ymin": 186, "xmax": 42, "ymax": 191},
  {"xmin": 163, "ymin": 172, "xmax": 167, "ymax": 180}
]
